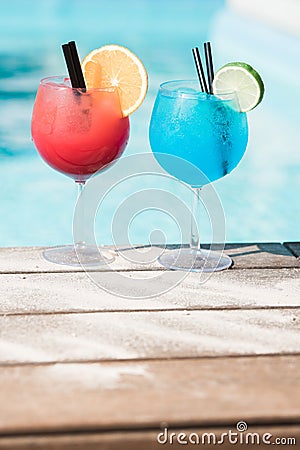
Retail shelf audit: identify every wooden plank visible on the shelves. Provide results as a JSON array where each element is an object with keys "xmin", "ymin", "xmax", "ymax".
[
  {"xmin": 0, "ymin": 356, "xmax": 299, "ymax": 435},
  {"xmin": 284, "ymin": 242, "xmax": 300, "ymax": 258},
  {"xmin": 0, "ymin": 426, "xmax": 299, "ymax": 449},
  {"xmin": 0, "ymin": 268, "xmax": 299, "ymax": 314},
  {"xmin": 0, "ymin": 243, "xmax": 298, "ymax": 274},
  {"xmin": 0, "ymin": 309, "xmax": 299, "ymax": 364},
  {"xmin": 222, "ymin": 242, "xmax": 300, "ymax": 269},
  {"xmin": 116, "ymin": 242, "xmax": 300, "ymax": 269}
]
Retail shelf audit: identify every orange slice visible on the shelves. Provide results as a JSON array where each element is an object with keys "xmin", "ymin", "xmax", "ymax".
[{"xmin": 81, "ymin": 44, "xmax": 148, "ymax": 116}]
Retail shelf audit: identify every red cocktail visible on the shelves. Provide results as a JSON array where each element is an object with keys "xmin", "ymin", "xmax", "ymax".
[
  {"xmin": 31, "ymin": 76, "xmax": 130, "ymax": 265},
  {"xmin": 32, "ymin": 76, "xmax": 129, "ymax": 182}
]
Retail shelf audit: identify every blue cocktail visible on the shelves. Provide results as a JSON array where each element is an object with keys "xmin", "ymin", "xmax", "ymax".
[{"xmin": 149, "ymin": 80, "xmax": 248, "ymax": 271}]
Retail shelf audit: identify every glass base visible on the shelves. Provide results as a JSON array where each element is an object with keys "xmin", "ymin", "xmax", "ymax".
[
  {"xmin": 42, "ymin": 244, "xmax": 115, "ymax": 266},
  {"xmin": 158, "ymin": 248, "xmax": 232, "ymax": 272}
]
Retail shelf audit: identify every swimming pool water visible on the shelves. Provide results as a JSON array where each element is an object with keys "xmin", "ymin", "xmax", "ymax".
[{"xmin": 0, "ymin": 0, "xmax": 299, "ymax": 247}]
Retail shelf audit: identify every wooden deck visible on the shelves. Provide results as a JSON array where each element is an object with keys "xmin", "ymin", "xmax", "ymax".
[{"xmin": 0, "ymin": 243, "xmax": 299, "ymax": 449}]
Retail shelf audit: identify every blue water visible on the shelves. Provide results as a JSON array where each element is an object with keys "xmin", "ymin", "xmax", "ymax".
[
  {"xmin": 0, "ymin": 0, "xmax": 299, "ymax": 246},
  {"xmin": 150, "ymin": 82, "xmax": 248, "ymax": 186}
]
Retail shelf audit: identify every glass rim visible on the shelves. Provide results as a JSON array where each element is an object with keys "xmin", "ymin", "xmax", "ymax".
[
  {"xmin": 40, "ymin": 76, "xmax": 116, "ymax": 93},
  {"xmin": 159, "ymin": 79, "xmax": 236, "ymax": 100}
]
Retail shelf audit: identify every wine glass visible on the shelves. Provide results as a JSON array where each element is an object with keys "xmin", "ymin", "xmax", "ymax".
[
  {"xmin": 31, "ymin": 76, "xmax": 129, "ymax": 265},
  {"xmin": 149, "ymin": 80, "xmax": 248, "ymax": 272}
]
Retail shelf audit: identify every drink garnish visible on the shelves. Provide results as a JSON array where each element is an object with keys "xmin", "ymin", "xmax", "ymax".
[
  {"xmin": 212, "ymin": 62, "xmax": 264, "ymax": 112},
  {"xmin": 191, "ymin": 43, "xmax": 264, "ymax": 112},
  {"xmin": 81, "ymin": 44, "xmax": 148, "ymax": 116}
]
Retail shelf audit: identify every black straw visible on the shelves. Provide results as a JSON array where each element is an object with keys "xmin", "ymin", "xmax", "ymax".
[
  {"xmin": 192, "ymin": 47, "xmax": 208, "ymax": 93},
  {"xmin": 62, "ymin": 41, "xmax": 86, "ymax": 89},
  {"xmin": 204, "ymin": 42, "xmax": 214, "ymax": 94},
  {"xmin": 68, "ymin": 41, "xmax": 86, "ymax": 89},
  {"xmin": 62, "ymin": 44, "xmax": 79, "ymax": 88}
]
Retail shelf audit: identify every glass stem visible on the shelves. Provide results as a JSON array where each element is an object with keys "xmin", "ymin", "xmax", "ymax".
[
  {"xmin": 190, "ymin": 187, "xmax": 202, "ymax": 252},
  {"xmin": 75, "ymin": 181, "xmax": 86, "ymax": 248}
]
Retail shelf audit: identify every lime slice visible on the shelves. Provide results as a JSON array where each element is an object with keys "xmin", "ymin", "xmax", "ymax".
[{"xmin": 212, "ymin": 62, "xmax": 264, "ymax": 112}]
